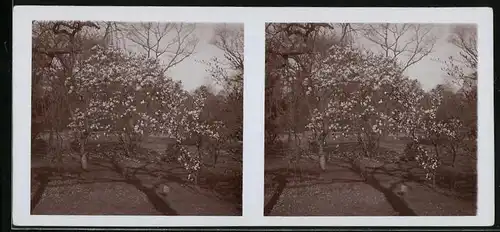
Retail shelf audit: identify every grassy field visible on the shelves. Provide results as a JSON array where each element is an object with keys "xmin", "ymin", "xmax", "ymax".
[
  {"xmin": 264, "ymin": 134, "xmax": 477, "ymax": 216},
  {"xmin": 31, "ymin": 134, "xmax": 242, "ymax": 216}
]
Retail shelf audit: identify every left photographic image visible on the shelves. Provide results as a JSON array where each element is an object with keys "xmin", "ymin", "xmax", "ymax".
[{"xmin": 31, "ymin": 21, "xmax": 243, "ymax": 216}]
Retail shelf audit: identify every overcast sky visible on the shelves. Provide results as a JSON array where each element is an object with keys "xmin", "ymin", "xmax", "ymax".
[
  {"xmin": 354, "ymin": 23, "xmax": 468, "ymax": 91},
  {"xmin": 166, "ymin": 23, "xmax": 227, "ymax": 91},
  {"xmin": 122, "ymin": 23, "xmax": 469, "ymax": 92},
  {"xmin": 396, "ymin": 24, "xmax": 462, "ymax": 91},
  {"xmin": 120, "ymin": 23, "xmax": 238, "ymax": 91}
]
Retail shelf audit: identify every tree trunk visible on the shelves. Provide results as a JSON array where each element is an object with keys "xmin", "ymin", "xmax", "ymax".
[
  {"xmin": 212, "ymin": 141, "xmax": 219, "ymax": 166},
  {"xmin": 449, "ymin": 144, "xmax": 458, "ymax": 190},
  {"xmin": 294, "ymin": 130, "xmax": 306, "ymax": 160},
  {"xmin": 433, "ymin": 142, "xmax": 440, "ymax": 159},
  {"xmin": 119, "ymin": 133, "xmax": 133, "ymax": 157},
  {"xmin": 195, "ymin": 171, "xmax": 199, "ymax": 186},
  {"xmin": 81, "ymin": 152, "xmax": 88, "ymax": 171},
  {"xmin": 319, "ymin": 152, "xmax": 326, "ymax": 171},
  {"xmin": 318, "ymin": 138, "xmax": 326, "ymax": 171},
  {"xmin": 432, "ymin": 171, "xmax": 436, "ymax": 188},
  {"xmin": 79, "ymin": 133, "xmax": 88, "ymax": 171},
  {"xmin": 450, "ymin": 144, "xmax": 457, "ymax": 168},
  {"xmin": 357, "ymin": 133, "xmax": 368, "ymax": 158},
  {"xmin": 55, "ymin": 132, "xmax": 63, "ymax": 169},
  {"xmin": 126, "ymin": 133, "xmax": 134, "ymax": 156},
  {"xmin": 293, "ymin": 131, "xmax": 300, "ymax": 148},
  {"xmin": 365, "ymin": 132, "xmax": 375, "ymax": 158},
  {"xmin": 374, "ymin": 134, "xmax": 381, "ymax": 158},
  {"xmin": 80, "ymin": 140, "xmax": 88, "ymax": 171},
  {"xmin": 213, "ymin": 149, "xmax": 219, "ymax": 166},
  {"xmin": 287, "ymin": 129, "xmax": 292, "ymax": 146},
  {"xmin": 193, "ymin": 161, "xmax": 200, "ymax": 186},
  {"xmin": 48, "ymin": 130, "xmax": 55, "ymax": 154}
]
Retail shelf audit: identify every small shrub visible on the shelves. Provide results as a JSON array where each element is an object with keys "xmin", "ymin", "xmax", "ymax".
[
  {"xmin": 403, "ymin": 141, "xmax": 419, "ymax": 161},
  {"xmin": 163, "ymin": 143, "xmax": 180, "ymax": 163}
]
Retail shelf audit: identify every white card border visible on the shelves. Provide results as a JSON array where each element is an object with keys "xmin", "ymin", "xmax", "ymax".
[{"xmin": 12, "ymin": 6, "xmax": 494, "ymax": 227}]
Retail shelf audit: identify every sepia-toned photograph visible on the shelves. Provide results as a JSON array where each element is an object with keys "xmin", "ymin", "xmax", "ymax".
[
  {"xmin": 13, "ymin": 6, "xmax": 493, "ymax": 228},
  {"xmin": 264, "ymin": 23, "xmax": 478, "ymax": 216},
  {"xmin": 30, "ymin": 21, "xmax": 243, "ymax": 216}
]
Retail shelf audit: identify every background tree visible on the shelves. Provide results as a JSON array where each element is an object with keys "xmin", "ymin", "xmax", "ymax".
[
  {"xmin": 200, "ymin": 24, "xmax": 244, "ymax": 167},
  {"xmin": 125, "ymin": 22, "xmax": 199, "ymax": 73},
  {"xmin": 356, "ymin": 23, "xmax": 437, "ymax": 72},
  {"xmin": 32, "ymin": 21, "xmax": 102, "ymax": 169},
  {"xmin": 265, "ymin": 23, "xmax": 335, "ymax": 152},
  {"xmin": 31, "ymin": 21, "xmax": 232, "ymax": 182},
  {"xmin": 441, "ymin": 24, "xmax": 477, "ymax": 157}
]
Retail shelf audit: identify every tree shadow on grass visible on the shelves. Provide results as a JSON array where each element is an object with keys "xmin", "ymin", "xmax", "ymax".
[
  {"xmin": 47, "ymin": 178, "xmax": 127, "ymax": 188},
  {"xmin": 124, "ymin": 159, "xmax": 243, "ymax": 215},
  {"xmin": 286, "ymin": 178, "xmax": 365, "ymax": 189},
  {"xmin": 264, "ymin": 143, "xmax": 417, "ymax": 216},
  {"xmin": 349, "ymin": 162, "xmax": 417, "ymax": 216},
  {"xmin": 97, "ymin": 141, "xmax": 243, "ymax": 214},
  {"xmin": 31, "ymin": 159, "xmax": 180, "ymax": 215},
  {"xmin": 192, "ymin": 168, "xmax": 243, "ymax": 212},
  {"xmin": 31, "ymin": 165, "xmax": 91, "ymax": 212},
  {"xmin": 31, "ymin": 169, "xmax": 50, "ymax": 213},
  {"xmin": 264, "ymin": 173, "xmax": 288, "ymax": 216},
  {"xmin": 109, "ymin": 161, "xmax": 179, "ymax": 215},
  {"xmin": 263, "ymin": 166, "xmax": 366, "ymax": 216},
  {"xmin": 35, "ymin": 142, "xmax": 242, "ymax": 215},
  {"xmin": 376, "ymin": 161, "xmax": 477, "ymax": 202},
  {"xmin": 366, "ymin": 175, "xmax": 417, "ymax": 216}
]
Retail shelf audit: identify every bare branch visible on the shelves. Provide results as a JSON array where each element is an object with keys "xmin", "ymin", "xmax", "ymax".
[
  {"xmin": 441, "ymin": 24, "xmax": 478, "ymax": 93},
  {"xmin": 359, "ymin": 23, "xmax": 437, "ymax": 72},
  {"xmin": 125, "ymin": 22, "xmax": 199, "ymax": 74},
  {"xmin": 202, "ymin": 24, "xmax": 244, "ymax": 89}
]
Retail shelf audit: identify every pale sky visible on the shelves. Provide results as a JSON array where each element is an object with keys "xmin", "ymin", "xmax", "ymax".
[
  {"xmin": 401, "ymin": 24, "xmax": 460, "ymax": 91},
  {"xmin": 120, "ymin": 23, "xmax": 470, "ymax": 92},
  {"xmin": 120, "ymin": 23, "xmax": 241, "ymax": 91},
  {"xmin": 167, "ymin": 23, "xmax": 227, "ymax": 91},
  {"xmin": 354, "ymin": 24, "xmax": 469, "ymax": 91}
]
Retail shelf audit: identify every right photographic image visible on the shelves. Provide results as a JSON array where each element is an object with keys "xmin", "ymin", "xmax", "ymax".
[{"xmin": 264, "ymin": 23, "xmax": 478, "ymax": 216}]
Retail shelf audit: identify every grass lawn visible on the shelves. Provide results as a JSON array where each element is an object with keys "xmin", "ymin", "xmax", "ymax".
[
  {"xmin": 264, "ymin": 135, "xmax": 477, "ymax": 216},
  {"xmin": 31, "ymin": 135, "xmax": 242, "ymax": 216}
]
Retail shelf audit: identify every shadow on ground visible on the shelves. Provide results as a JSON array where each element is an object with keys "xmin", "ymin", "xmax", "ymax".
[
  {"xmin": 31, "ymin": 151, "xmax": 241, "ymax": 216},
  {"xmin": 264, "ymin": 146, "xmax": 476, "ymax": 216}
]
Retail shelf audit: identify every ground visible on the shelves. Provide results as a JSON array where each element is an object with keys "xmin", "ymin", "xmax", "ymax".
[
  {"xmin": 31, "ymin": 135, "xmax": 242, "ymax": 216},
  {"xmin": 264, "ymin": 138, "xmax": 477, "ymax": 216}
]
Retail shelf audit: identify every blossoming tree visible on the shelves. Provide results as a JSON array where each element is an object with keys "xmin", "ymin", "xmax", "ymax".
[
  {"xmin": 66, "ymin": 45, "xmax": 217, "ymax": 181},
  {"xmin": 304, "ymin": 44, "xmax": 428, "ymax": 165}
]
